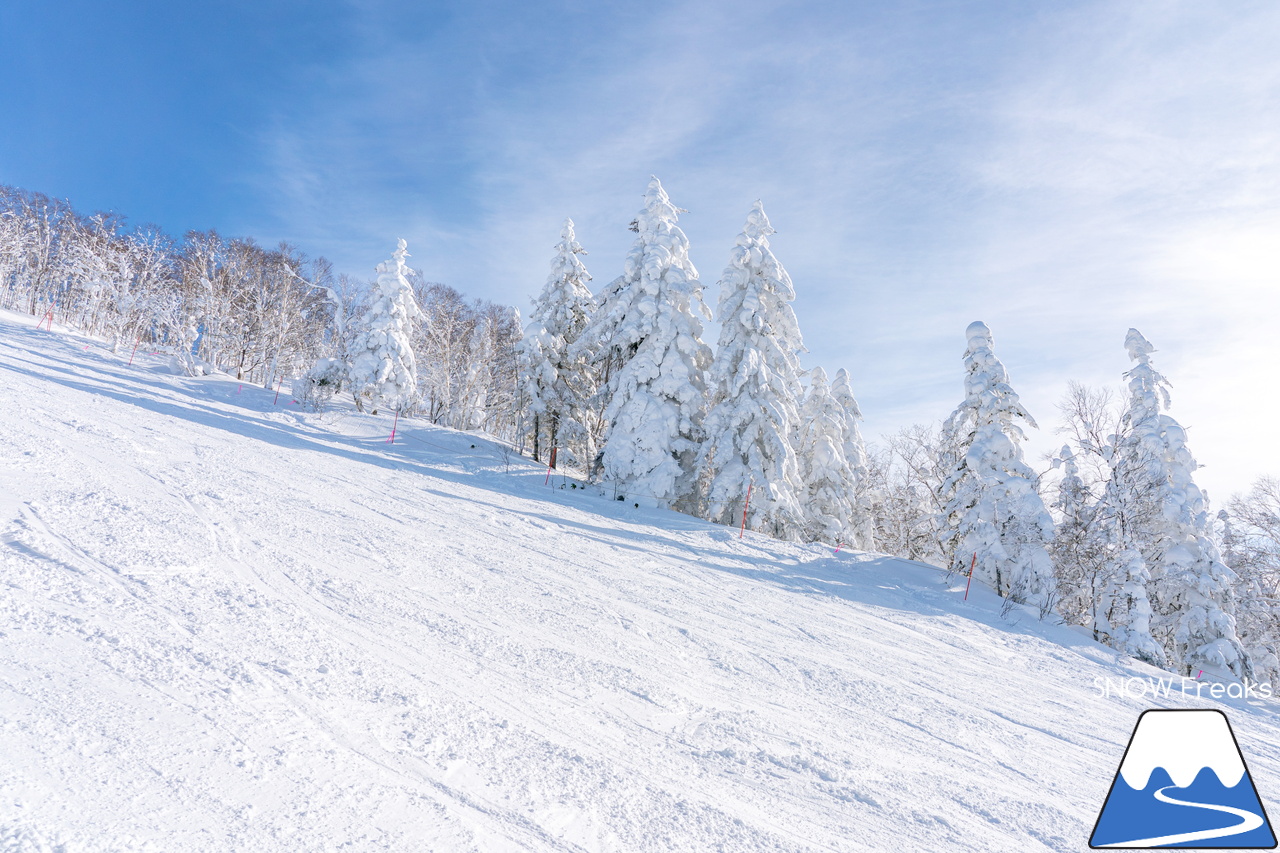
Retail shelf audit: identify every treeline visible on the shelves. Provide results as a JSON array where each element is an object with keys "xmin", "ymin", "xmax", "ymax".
[
  {"xmin": 5, "ymin": 178, "xmax": 1277, "ymax": 687},
  {"xmin": 511, "ymin": 177, "xmax": 1280, "ymax": 686},
  {"xmin": 0, "ymin": 185, "xmax": 522, "ymax": 435}
]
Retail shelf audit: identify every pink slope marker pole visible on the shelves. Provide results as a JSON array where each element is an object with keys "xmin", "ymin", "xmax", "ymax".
[
  {"xmin": 963, "ymin": 551, "xmax": 977, "ymax": 600},
  {"xmin": 835, "ymin": 543, "xmax": 846, "ymax": 554},
  {"xmin": 739, "ymin": 482, "xmax": 753, "ymax": 539},
  {"xmin": 127, "ymin": 336, "xmax": 141, "ymax": 366},
  {"xmin": 387, "ymin": 409, "xmax": 400, "ymax": 444},
  {"xmin": 272, "ymin": 376, "xmax": 284, "ymax": 405}
]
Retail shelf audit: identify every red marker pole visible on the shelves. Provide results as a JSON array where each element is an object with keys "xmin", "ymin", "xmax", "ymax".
[
  {"xmin": 127, "ymin": 336, "xmax": 141, "ymax": 366},
  {"xmin": 387, "ymin": 409, "xmax": 400, "ymax": 444},
  {"xmin": 272, "ymin": 376, "xmax": 284, "ymax": 405},
  {"xmin": 963, "ymin": 551, "xmax": 977, "ymax": 600},
  {"xmin": 543, "ymin": 447, "xmax": 557, "ymax": 485},
  {"xmin": 739, "ymin": 482, "xmax": 753, "ymax": 539}
]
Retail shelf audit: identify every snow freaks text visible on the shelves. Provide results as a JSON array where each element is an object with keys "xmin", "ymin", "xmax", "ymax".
[{"xmin": 1094, "ymin": 677, "xmax": 1275, "ymax": 701}]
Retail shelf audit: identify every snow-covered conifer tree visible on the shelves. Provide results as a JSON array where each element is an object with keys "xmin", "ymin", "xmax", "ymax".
[
  {"xmin": 348, "ymin": 239, "xmax": 420, "ymax": 415},
  {"xmin": 577, "ymin": 177, "xmax": 712, "ymax": 509},
  {"xmin": 1099, "ymin": 547, "xmax": 1167, "ymax": 666},
  {"xmin": 937, "ymin": 321, "xmax": 1056, "ymax": 612},
  {"xmin": 831, "ymin": 368, "xmax": 875, "ymax": 550},
  {"xmin": 698, "ymin": 201, "xmax": 805, "ymax": 537},
  {"xmin": 795, "ymin": 368, "xmax": 859, "ymax": 544},
  {"xmin": 521, "ymin": 218, "xmax": 596, "ymax": 463},
  {"xmin": 1219, "ymin": 509, "xmax": 1242, "ymax": 570},
  {"xmin": 1105, "ymin": 329, "xmax": 1250, "ymax": 677}
]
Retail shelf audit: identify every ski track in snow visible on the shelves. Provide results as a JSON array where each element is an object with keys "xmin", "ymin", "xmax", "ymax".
[{"xmin": 3, "ymin": 310, "xmax": 1280, "ymax": 852}]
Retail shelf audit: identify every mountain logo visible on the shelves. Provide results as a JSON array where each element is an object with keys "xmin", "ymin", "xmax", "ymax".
[{"xmin": 1091, "ymin": 709, "xmax": 1277, "ymax": 849}]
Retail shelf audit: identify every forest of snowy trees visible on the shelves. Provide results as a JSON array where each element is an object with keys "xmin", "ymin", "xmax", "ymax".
[
  {"xmin": 3, "ymin": 178, "xmax": 1278, "ymax": 686},
  {"xmin": 0, "ymin": 185, "xmax": 522, "ymax": 435}
]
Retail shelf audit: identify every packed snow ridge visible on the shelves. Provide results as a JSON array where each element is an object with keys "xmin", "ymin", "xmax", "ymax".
[{"xmin": 3, "ymin": 310, "xmax": 1280, "ymax": 852}]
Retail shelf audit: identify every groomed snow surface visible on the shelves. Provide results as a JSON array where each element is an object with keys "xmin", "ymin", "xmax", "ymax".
[{"xmin": 3, "ymin": 308, "xmax": 1280, "ymax": 853}]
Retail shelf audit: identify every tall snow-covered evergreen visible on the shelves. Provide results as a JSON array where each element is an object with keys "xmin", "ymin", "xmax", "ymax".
[
  {"xmin": 521, "ymin": 218, "xmax": 596, "ymax": 463},
  {"xmin": 698, "ymin": 201, "xmax": 805, "ymax": 537},
  {"xmin": 795, "ymin": 368, "xmax": 859, "ymax": 545},
  {"xmin": 348, "ymin": 239, "xmax": 420, "ymax": 415},
  {"xmin": 937, "ymin": 321, "xmax": 1056, "ymax": 612},
  {"xmin": 1101, "ymin": 547, "xmax": 1166, "ymax": 666},
  {"xmin": 831, "ymin": 368, "xmax": 875, "ymax": 550},
  {"xmin": 578, "ymin": 177, "xmax": 712, "ymax": 509},
  {"xmin": 1105, "ymin": 329, "xmax": 1250, "ymax": 677}
]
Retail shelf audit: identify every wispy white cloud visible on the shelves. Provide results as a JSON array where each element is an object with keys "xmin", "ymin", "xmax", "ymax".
[{"xmin": 954, "ymin": 1, "xmax": 1280, "ymax": 496}]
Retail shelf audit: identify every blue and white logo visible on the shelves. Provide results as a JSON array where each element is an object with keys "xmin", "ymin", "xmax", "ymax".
[{"xmin": 1091, "ymin": 709, "xmax": 1276, "ymax": 848}]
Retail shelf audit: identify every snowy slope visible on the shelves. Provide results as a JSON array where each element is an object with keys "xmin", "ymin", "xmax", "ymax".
[{"xmin": 3, "ymin": 309, "xmax": 1280, "ymax": 853}]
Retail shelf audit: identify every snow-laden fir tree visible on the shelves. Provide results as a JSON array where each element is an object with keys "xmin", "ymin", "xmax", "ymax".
[
  {"xmin": 795, "ymin": 368, "xmax": 860, "ymax": 545},
  {"xmin": 937, "ymin": 321, "xmax": 1056, "ymax": 612},
  {"xmin": 831, "ymin": 368, "xmax": 875, "ymax": 550},
  {"xmin": 347, "ymin": 239, "xmax": 420, "ymax": 415},
  {"xmin": 1099, "ymin": 546, "xmax": 1166, "ymax": 666},
  {"xmin": 577, "ymin": 177, "xmax": 712, "ymax": 509},
  {"xmin": 1219, "ymin": 509, "xmax": 1242, "ymax": 571},
  {"xmin": 698, "ymin": 201, "xmax": 805, "ymax": 537},
  {"xmin": 1105, "ymin": 329, "xmax": 1250, "ymax": 678},
  {"xmin": 521, "ymin": 218, "xmax": 596, "ymax": 463}
]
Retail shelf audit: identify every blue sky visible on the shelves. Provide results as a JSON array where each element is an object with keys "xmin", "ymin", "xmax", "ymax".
[{"xmin": 2, "ymin": 0, "xmax": 1277, "ymax": 499}]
